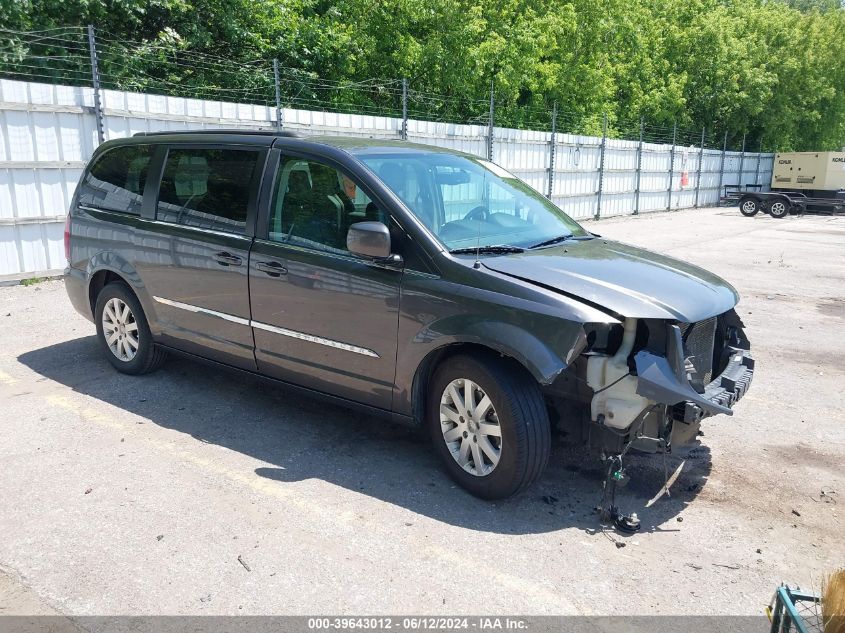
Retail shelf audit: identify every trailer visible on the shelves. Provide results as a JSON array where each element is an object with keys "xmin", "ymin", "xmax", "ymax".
[{"xmin": 720, "ymin": 151, "xmax": 845, "ymax": 217}]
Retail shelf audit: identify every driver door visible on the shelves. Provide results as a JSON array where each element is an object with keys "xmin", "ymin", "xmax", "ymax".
[{"xmin": 248, "ymin": 154, "xmax": 402, "ymax": 410}]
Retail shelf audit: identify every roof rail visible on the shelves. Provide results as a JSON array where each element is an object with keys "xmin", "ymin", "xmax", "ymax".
[{"xmin": 133, "ymin": 129, "xmax": 301, "ymax": 138}]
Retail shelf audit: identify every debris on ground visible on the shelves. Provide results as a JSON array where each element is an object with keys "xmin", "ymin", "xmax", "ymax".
[
  {"xmin": 84, "ymin": 488, "xmax": 92, "ymax": 495},
  {"xmin": 541, "ymin": 495, "xmax": 559, "ymax": 505},
  {"xmin": 237, "ymin": 555, "xmax": 251, "ymax": 572},
  {"xmin": 811, "ymin": 488, "xmax": 837, "ymax": 504},
  {"xmin": 156, "ymin": 535, "xmax": 164, "ymax": 542},
  {"xmin": 792, "ymin": 509, "xmax": 801, "ymax": 517}
]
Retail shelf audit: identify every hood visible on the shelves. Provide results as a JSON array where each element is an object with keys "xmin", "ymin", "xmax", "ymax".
[{"xmin": 481, "ymin": 238, "xmax": 738, "ymax": 322}]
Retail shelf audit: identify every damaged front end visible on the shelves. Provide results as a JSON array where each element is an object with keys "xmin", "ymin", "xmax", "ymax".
[
  {"xmin": 557, "ymin": 308, "xmax": 753, "ymax": 456},
  {"xmin": 635, "ymin": 313, "xmax": 754, "ymax": 444},
  {"xmin": 547, "ymin": 309, "xmax": 753, "ymax": 531}
]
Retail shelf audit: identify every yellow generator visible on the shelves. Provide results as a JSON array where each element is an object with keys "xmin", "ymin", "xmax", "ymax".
[
  {"xmin": 723, "ymin": 151, "xmax": 845, "ymax": 218},
  {"xmin": 771, "ymin": 151, "xmax": 845, "ymax": 195}
]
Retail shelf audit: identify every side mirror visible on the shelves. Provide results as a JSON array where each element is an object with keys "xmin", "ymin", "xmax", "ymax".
[{"xmin": 347, "ymin": 221, "xmax": 393, "ymax": 260}]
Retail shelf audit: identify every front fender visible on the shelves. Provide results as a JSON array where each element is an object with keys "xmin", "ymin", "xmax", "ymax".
[
  {"xmin": 392, "ymin": 267, "xmax": 620, "ymax": 420},
  {"xmin": 415, "ymin": 315, "xmax": 586, "ymax": 385}
]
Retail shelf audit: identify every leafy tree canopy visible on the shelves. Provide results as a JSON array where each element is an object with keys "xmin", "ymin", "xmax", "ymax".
[{"xmin": 3, "ymin": 0, "xmax": 844, "ymax": 150}]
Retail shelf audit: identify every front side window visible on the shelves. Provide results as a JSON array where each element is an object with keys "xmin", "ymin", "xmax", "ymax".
[
  {"xmin": 358, "ymin": 152, "xmax": 587, "ymax": 251},
  {"xmin": 268, "ymin": 158, "xmax": 380, "ymax": 253},
  {"xmin": 156, "ymin": 148, "xmax": 259, "ymax": 234},
  {"xmin": 79, "ymin": 144, "xmax": 153, "ymax": 214}
]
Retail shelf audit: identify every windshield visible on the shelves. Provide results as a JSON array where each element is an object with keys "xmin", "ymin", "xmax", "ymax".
[{"xmin": 358, "ymin": 152, "xmax": 587, "ymax": 251}]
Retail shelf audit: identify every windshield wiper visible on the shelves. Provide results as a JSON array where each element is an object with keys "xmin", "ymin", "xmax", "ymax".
[
  {"xmin": 450, "ymin": 245, "xmax": 525, "ymax": 255},
  {"xmin": 528, "ymin": 234, "xmax": 574, "ymax": 249}
]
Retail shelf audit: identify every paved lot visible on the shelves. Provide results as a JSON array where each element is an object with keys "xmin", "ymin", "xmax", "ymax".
[{"xmin": 1, "ymin": 206, "xmax": 843, "ymax": 616}]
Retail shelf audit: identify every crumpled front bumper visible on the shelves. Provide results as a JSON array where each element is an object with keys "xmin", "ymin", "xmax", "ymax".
[
  {"xmin": 700, "ymin": 348, "xmax": 754, "ymax": 415},
  {"xmin": 634, "ymin": 323, "xmax": 754, "ymax": 420}
]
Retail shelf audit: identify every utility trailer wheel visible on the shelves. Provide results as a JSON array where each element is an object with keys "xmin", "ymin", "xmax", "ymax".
[
  {"xmin": 739, "ymin": 197, "xmax": 759, "ymax": 217},
  {"xmin": 769, "ymin": 200, "xmax": 791, "ymax": 219}
]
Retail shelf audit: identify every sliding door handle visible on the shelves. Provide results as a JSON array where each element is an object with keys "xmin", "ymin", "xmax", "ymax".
[
  {"xmin": 214, "ymin": 251, "xmax": 242, "ymax": 266},
  {"xmin": 256, "ymin": 261, "xmax": 287, "ymax": 277}
]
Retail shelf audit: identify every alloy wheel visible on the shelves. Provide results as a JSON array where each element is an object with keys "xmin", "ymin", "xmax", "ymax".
[
  {"xmin": 439, "ymin": 378, "xmax": 502, "ymax": 477},
  {"xmin": 102, "ymin": 297, "xmax": 139, "ymax": 362}
]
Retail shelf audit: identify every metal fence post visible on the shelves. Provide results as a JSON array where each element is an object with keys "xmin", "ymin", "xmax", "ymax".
[
  {"xmin": 87, "ymin": 24, "xmax": 105, "ymax": 145},
  {"xmin": 634, "ymin": 117, "xmax": 643, "ymax": 215},
  {"xmin": 401, "ymin": 78, "xmax": 408, "ymax": 140},
  {"xmin": 694, "ymin": 127, "xmax": 705, "ymax": 208},
  {"xmin": 738, "ymin": 133, "xmax": 746, "ymax": 189},
  {"xmin": 754, "ymin": 138, "xmax": 762, "ymax": 187},
  {"xmin": 272, "ymin": 59, "xmax": 282, "ymax": 130},
  {"xmin": 667, "ymin": 120, "xmax": 677, "ymax": 211},
  {"xmin": 595, "ymin": 112, "xmax": 607, "ymax": 220},
  {"xmin": 546, "ymin": 101, "xmax": 557, "ymax": 199},
  {"xmin": 717, "ymin": 131, "xmax": 727, "ymax": 199},
  {"xmin": 487, "ymin": 79, "xmax": 495, "ymax": 161}
]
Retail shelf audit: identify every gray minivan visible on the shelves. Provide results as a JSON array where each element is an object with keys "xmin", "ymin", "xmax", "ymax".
[{"xmin": 64, "ymin": 130, "xmax": 753, "ymax": 502}]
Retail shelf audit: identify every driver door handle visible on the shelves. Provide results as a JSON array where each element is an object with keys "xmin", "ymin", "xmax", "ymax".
[{"xmin": 256, "ymin": 261, "xmax": 287, "ymax": 277}]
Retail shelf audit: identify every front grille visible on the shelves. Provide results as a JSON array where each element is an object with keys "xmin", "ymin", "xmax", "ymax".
[{"xmin": 680, "ymin": 316, "xmax": 717, "ymax": 391}]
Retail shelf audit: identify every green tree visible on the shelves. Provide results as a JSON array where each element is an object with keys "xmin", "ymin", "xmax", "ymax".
[{"xmin": 3, "ymin": 0, "xmax": 845, "ymax": 149}]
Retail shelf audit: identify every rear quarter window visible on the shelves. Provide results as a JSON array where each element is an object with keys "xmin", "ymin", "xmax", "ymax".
[{"xmin": 78, "ymin": 145, "xmax": 153, "ymax": 215}]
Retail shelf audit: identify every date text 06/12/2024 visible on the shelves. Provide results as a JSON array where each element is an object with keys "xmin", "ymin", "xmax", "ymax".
[{"xmin": 307, "ymin": 617, "xmax": 529, "ymax": 630}]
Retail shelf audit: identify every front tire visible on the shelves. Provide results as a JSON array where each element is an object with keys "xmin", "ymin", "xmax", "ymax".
[
  {"xmin": 427, "ymin": 353, "xmax": 550, "ymax": 500},
  {"xmin": 95, "ymin": 282, "xmax": 167, "ymax": 375},
  {"xmin": 739, "ymin": 197, "xmax": 759, "ymax": 217}
]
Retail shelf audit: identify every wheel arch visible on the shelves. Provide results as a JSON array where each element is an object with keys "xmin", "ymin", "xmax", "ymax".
[
  {"xmin": 88, "ymin": 269, "xmax": 127, "ymax": 315},
  {"xmin": 408, "ymin": 331, "xmax": 573, "ymax": 426},
  {"xmin": 738, "ymin": 193, "xmax": 762, "ymax": 205},
  {"xmin": 85, "ymin": 252, "xmax": 155, "ymax": 327}
]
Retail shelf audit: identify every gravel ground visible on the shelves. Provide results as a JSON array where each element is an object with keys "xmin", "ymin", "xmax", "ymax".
[{"xmin": 0, "ymin": 206, "xmax": 843, "ymax": 617}]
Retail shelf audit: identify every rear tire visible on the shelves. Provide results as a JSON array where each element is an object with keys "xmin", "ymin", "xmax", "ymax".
[
  {"xmin": 427, "ymin": 353, "xmax": 550, "ymax": 500},
  {"xmin": 769, "ymin": 199, "xmax": 791, "ymax": 218},
  {"xmin": 739, "ymin": 197, "xmax": 759, "ymax": 217},
  {"xmin": 95, "ymin": 282, "xmax": 167, "ymax": 375}
]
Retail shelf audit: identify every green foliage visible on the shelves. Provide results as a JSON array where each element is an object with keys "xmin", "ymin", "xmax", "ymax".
[{"xmin": 3, "ymin": 0, "xmax": 845, "ymax": 150}]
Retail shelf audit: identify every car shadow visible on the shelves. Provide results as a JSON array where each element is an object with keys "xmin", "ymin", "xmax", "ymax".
[{"xmin": 19, "ymin": 336, "xmax": 712, "ymax": 536}]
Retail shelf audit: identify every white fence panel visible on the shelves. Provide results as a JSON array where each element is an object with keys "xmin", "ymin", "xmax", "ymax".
[{"xmin": 0, "ymin": 78, "xmax": 774, "ymax": 276}]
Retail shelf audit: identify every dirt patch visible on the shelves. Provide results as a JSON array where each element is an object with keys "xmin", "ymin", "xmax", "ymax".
[
  {"xmin": 779, "ymin": 346, "xmax": 833, "ymax": 369},
  {"xmin": 817, "ymin": 297, "xmax": 845, "ymax": 319},
  {"xmin": 765, "ymin": 442, "xmax": 845, "ymax": 478}
]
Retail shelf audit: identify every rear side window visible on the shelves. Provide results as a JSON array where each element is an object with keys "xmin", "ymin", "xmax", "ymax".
[
  {"xmin": 156, "ymin": 148, "xmax": 259, "ymax": 234},
  {"xmin": 78, "ymin": 145, "xmax": 153, "ymax": 214}
]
